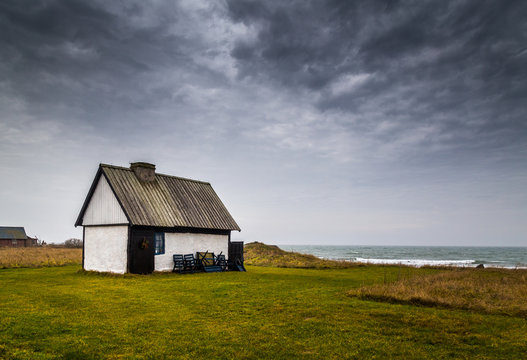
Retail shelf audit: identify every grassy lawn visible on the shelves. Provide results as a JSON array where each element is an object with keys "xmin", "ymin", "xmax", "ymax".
[{"xmin": 1, "ymin": 265, "xmax": 526, "ymax": 359}]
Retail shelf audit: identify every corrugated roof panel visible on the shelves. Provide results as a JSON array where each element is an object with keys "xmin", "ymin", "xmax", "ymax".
[
  {"xmin": 100, "ymin": 165, "xmax": 240, "ymax": 231},
  {"xmin": 0, "ymin": 227, "xmax": 27, "ymax": 239}
]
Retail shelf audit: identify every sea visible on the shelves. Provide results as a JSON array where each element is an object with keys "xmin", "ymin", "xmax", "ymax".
[{"xmin": 278, "ymin": 245, "xmax": 527, "ymax": 269}]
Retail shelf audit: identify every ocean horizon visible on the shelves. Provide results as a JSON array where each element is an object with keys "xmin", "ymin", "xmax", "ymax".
[{"xmin": 278, "ymin": 245, "xmax": 527, "ymax": 269}]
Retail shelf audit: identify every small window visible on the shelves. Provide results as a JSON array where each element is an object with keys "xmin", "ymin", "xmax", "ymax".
[
  {"xmin": 154, "ymin": 233, "xmax": 165, "ymax": 255},
  {"xmin": 12, "ymin": 239, "xmax": 17, "ymax": 245}
]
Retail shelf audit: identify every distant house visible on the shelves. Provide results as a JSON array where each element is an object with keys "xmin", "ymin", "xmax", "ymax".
[
  {"xmin": 75, "ymin": 162, "xmax": 241, "ymax": 274},
  {"xmin": 0, "ymin": 227, "xmax": 38, "ymax": 247}
]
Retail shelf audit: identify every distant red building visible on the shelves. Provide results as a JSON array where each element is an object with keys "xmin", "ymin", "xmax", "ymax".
[{"xmin": 0, "ymin": 227, "xmax": 38, "ymax": 247}]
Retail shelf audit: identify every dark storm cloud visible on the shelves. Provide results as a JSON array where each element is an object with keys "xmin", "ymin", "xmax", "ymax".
[
  {"xmin": 0, "ymin": 0, "xmax": 199, "ymax": 124},
  {"xmin": 227, "ymin": 0, "xmax": 527, "ymax": 155}
]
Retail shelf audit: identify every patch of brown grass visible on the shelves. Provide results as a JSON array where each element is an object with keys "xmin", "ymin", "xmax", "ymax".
[
  {"xmin": 244, "ymin": 241, "xmax": 362, "ymax": 269},
  {"xmin": 0, "ymin": 247, "xmax": 82, "ymax": 269},
  {"xmin": 349, "ymin": 268, "xmax": 527, "ymax": 317}
]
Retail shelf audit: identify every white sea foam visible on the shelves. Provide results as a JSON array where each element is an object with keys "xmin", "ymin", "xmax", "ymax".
[
  {"xmin": 354, "ymin": 258, "xmax": 475, "ymax": 267},
  {"xmin": 350, "ymin": 258, "xmax": 527, "ymax": 268}
]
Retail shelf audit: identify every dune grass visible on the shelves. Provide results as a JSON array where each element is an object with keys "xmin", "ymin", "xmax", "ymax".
[
  {"xmin": 244, "ymin": 241, "xmax": 361, "ymax": 268},
  {"xmin": 349, "ymin": 267, "xmax": 527, "ymax": 318},
  {"xmin": 0, "ymin": 247, "xmax": 81, "ymax": 269}
]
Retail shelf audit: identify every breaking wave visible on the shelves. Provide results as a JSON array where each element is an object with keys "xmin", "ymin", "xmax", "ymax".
[{"xmin": 353, "ymin": 258, "xmax": 475, "ymax": 267}]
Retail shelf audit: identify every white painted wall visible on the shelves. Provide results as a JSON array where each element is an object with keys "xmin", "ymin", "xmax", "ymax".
[
  {"xmin": 82, "ymin": 176, "xmax": 128, "ymax": 226},
  {"xmin": 84, "ymin": 226, "xmax": 128, "ymax": 274},
  {"xmin": 154, "ymin": 233, "xmax": 229, "ymax": 271}
]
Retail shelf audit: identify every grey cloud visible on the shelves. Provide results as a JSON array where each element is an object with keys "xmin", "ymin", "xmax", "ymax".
[
  {"xmin": 226, "ymin": 0, "xmax": 527, "ymax": 159},
  {"xmin": 0, "ymin": 0, "xmax": 195, "ymax": 126}
]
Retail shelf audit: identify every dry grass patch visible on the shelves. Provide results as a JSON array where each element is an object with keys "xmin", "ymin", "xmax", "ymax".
[
  {"xmin": 0, "ymin": 247, "xmax": 82, "ymax": 269},
  {"xmin": 349, "ymin": 268, "xmax": 527, "ymax": 317},
  {"xmin": 245, "ymin": 241, "xmax": 363, "ymax": 268}
]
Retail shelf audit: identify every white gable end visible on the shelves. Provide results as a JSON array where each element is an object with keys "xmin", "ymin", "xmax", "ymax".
[{"xmin": 82, "ymin": 175, "xmax": 128, "ymax": 226}]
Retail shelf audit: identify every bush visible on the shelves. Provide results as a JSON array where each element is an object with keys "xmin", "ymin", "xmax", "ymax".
[{"xmin": 64, "ymin": 238, "xmax": 83, "ymax": 248}]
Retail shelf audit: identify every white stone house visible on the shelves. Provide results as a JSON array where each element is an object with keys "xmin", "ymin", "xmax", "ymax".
[{"xmin": 75, "ymin": 162, "xmax": 241, "ymax": 274}]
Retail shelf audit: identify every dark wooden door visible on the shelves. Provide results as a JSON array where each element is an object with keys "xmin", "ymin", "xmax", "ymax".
[
  {"xmin": 130, "ymin": 229, "xmax": 155, "ymax": 274},
  {"xmin": 228, "ymin": 241, "xmax": 244, "ymax": 263}
]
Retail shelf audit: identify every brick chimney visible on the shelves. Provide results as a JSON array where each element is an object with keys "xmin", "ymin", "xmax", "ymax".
[{"xmin": 130, "ymin": 162, "xmax": 156, "ymax": 182}]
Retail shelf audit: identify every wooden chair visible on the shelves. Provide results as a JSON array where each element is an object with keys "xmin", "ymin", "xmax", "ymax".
[
  {"xmin": 172, "ymin": 254, "xmax": 185, "ymax": 273},
  {"xmin": 183, "ymin": 253, "xmax": 198, "ymax": 273},
  {"xmin": 215, "ymin": 254, "xmax": 228, "ymax": 272}
]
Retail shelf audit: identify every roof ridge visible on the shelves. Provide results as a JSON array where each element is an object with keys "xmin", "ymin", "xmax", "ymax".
[
  {"xmin": 155, "ymin": 172, "xmax": 211, "ymax": 185},
  {"xmin": 100, "ymin": 163, "xmax": 211, "ymax": 185}
]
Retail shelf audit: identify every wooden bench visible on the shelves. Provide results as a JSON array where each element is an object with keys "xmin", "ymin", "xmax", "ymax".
[{"xmin": 197, "ymin": 252, "xmax": 224, "ymax": 272}]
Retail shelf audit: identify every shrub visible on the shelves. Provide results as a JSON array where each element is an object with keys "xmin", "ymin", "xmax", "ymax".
[{"xmin": 64, "ymin": 238, "xmax": 83, "ymax": 248}]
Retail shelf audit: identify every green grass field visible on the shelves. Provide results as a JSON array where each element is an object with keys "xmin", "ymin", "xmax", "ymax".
[{"xmin": 1, "ymin": 265, "xmax": 526, "ymax": 359}]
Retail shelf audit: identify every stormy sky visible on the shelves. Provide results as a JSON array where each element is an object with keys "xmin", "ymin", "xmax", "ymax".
[{"xmin": 1, "ymin": 0, "xmax": 526, "ymax": 246}]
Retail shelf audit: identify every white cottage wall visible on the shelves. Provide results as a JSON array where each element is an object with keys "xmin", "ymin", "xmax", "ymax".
[
  {"xmin": 84, "ymin": 226, "xmax": 128, "ymax": 274},
  {"xmin": 154, "ymin": 233, "xmax": 229, "ymax": 271},
  {"xmin": 82, "ymin": 176, "xmax": 128, "ymax": 226}
]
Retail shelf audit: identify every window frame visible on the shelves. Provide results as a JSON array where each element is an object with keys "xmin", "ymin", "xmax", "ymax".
[{"xmin": 154, "ymin": 232, "xmax": 165, "ymax": 255}]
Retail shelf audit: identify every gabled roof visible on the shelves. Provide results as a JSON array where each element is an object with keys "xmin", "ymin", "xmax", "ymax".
[
  {"xmin": 75, "ymin": 164, "xmax": 240, "ymax": 231},
  {"xmin": 0, "ymin": 227, "xmax": 27, "ymax": 240}
]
